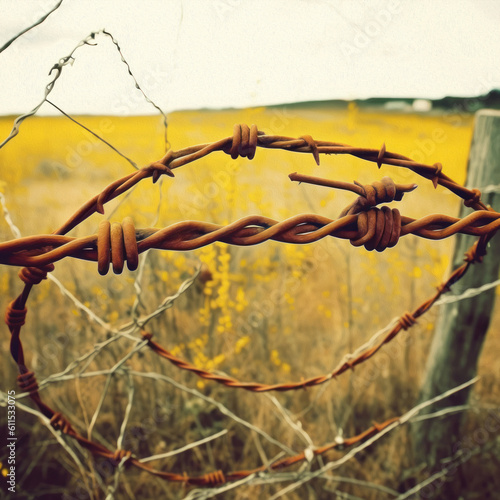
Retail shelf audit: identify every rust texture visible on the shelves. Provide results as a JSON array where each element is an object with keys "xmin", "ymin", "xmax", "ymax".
[{"xmin": 2, "ymin": 124, "xmax": 498, "ymax": 486}]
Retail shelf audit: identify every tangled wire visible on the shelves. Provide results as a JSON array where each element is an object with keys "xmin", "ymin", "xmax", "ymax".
[{"xmin": 2, "ymin": 124, "xmax": 499, "ymax": 487}]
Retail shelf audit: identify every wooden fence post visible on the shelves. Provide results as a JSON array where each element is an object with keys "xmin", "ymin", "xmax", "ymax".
[{"xmin": 412, "ymin": 110, "xmax": 500, "ymax": 470}]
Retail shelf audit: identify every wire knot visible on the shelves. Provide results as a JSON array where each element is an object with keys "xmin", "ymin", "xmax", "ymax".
[
  {"xmin": 464, "ymin": 241, "xmax": 484, "ymax": 263},
  {"xmin": 141, "ymin": 330, "xmax": 153, "ymax": 341},
  {"xmin": 464, "ymin": 188, "xmax": 482, "ymax": 208},
  {"xmin": 5, "ymin": 301, "xmax": 27, "ymax": 329},
  {"xmin": 436, "ymin": 282, "xmax": 451, "ymax": 294},
  {"xmin": 97, "ymin": 217, "xmax": 139, "ymax": 275},
  {"xmin": 341, "ymin": 177, "xmax": 416, "ymax": 216},
  {"xmin": 203, "ymin": 470, "xmax": 226, "ymax": 486},
  {"xmin": 432, "ymin": 162, "xmax": 443, "ymax": 189},
  {"xmin": 50, "ymin": 412, "xmax": 73, "ymax": 434},
  {"xmin": 147, "ymin": 160, "xmax": 175, "ymax": 183},
  {"xmin": 350, "ymin": 207, "xmax": 401, "ymax": 252},
  {"xmin": 95, "ymin": 162, "xmax": 175, "ymax": 214},
  {"xmin": 399, "ymin": 312, "xmax": 416, "ymax": 330},
  {"xmin": 112, "ymin": 449, "xmax": 133, "ymax": 466},
  {"xmin": 17, "ymin": 371, "xmax": 39, "ymax": 393},
  {"xmin": 18, "ymin": 264, "xmax": 55, "ymax": 285},
  {"xmin": 224, "ymin": 124, "xmax": 259, "ymax": 160}
]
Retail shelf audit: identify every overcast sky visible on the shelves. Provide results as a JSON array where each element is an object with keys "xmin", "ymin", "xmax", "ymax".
[{"xmin": 1, "ymin": 0, "xmax": 499, "ymax": 115}]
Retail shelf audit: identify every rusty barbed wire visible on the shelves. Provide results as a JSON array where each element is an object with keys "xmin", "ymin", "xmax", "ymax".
[
  {"xmin": 2, "ymin": 124, "xmax": 498, "ymax": 488},
  {"xmin": 125, "ymin": 231, "xmax": 490, "ymax": 395},
  {"xmin": 1, "ymin": 207, "xmax": 499, "ymax": 270},
  {"xmin": 0, "ymin": 29, "xmax": 169, "ymax": 151},
  {"xmin": 0, "ymin": 403, "xmax": 399, "ymax": 487}
]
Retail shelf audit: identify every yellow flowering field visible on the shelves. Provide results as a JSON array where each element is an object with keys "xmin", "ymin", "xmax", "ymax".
[
  {"xmin": 3, "ymin": 105, "xmax": 498, "ymax": 498},
  {"xmin": 0, "ymin": 105, "xmax": 476, "ymax": 376}
]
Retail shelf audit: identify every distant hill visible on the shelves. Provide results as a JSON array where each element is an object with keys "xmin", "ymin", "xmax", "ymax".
[
  {"xmin": 430, "ymin": 89, "xmax": 500, "ymax": 110},
  {"xmin": 266, "ymin": 89, "xmax": 500, "ymax": 113}
]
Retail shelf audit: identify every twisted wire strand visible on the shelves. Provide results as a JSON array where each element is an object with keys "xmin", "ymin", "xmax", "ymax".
[
  {"xmin": 134, "ymin": 233, "xmax": 485, "ymax": 393},
  {"xmin": 30, "ymin": 124, "xmax": 486, "ymax": 237},
  {"xmin": 1, "ymin": 210, "xmax": 499, "ymax": 270},
  {"xmin": 0, "ymin": 0, "xmax": 65, "ymax": 54},
  {"xmin": 2, "ymin": 125, "xmax": 498, "ymax": 488},
  {"xmin": 0, "ymin": 395, "xmax": 401, "ymax": 487}
]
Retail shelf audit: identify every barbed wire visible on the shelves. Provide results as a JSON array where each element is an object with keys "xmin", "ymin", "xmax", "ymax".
[
  {"xmin": 481, "ymin": 183, "xmax": 500, "ymax": 194},
  {"xmin": 435, "ymin": 278, "xmax": 500, "ymax": 305},
  {"xmin": 2, "ymin": 124, "xmax": 499, "ymax": 494},
  {"xmin": 394, "ymin": 433, "xmax": 500, "ymax": 500},
  {"xmin": 0, "ymin": 127, "xmax": 497, "ymax": 267},
  {"xmin": 0, "ymin": 0, "xmax": 65, "ymax": 54},
  {"xmin": 2, "ymin": 13, "xmax": 498, "ymax": 496},
  {"xmin": 0, "ymin": 29, "xmax": 168, "ymax": 151},
  {"xmin": 178, "ymin": 378, "xmax": 479, "ymax": 499},
  {"xmin": 1, "ymin": 209, "xmax": 499, "ymax": 271},
  {"xmin": 45, "ymin": 99, "xmax": 139, "ymax": 169},
  {"xmin": 0, "ymin": 377, "xmax": 479, "ymax": 493}
]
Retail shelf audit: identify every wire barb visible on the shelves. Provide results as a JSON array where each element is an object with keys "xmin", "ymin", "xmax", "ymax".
[
  {"xmin": 97, "ymin": 218, "xmax": 140, "ymax": 275},
  {"xmin": 350, "ymin": 207, "xmax": 401, "ymax": 252},
  {"xmin": 5, "ymin": 301, "xmax": 27, "ymax": 329},
  {"xmin": 464, "ymin": 188, "xmax": 482, "ymax": 208},
  {"xmin": 17, "ymin": 371, "xmax": 39, "ymax": 393},
  {"xmin": 224, "ymin": 124, "xmax": 260, "ymax": 160},
  {"xmin": 112, "ymin": 449, "xmax": 133, "ymax": 466},
  {"xmin": 19, "ymin": 264, "xmax": 55, "ymax": 285},
  {"xmin": 50, "ymin": 412, "xmax": 73, "ymax": 434}
]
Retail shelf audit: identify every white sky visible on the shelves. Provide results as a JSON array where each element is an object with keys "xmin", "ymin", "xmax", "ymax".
[{"xmin": 0, "ymin": 0, "xmax": 499, "ymax": 115}]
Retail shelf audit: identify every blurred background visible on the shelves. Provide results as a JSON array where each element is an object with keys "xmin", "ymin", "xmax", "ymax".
[{"xmin": 1, "ymin": 1, "xmax": 500, "ymax": 499}]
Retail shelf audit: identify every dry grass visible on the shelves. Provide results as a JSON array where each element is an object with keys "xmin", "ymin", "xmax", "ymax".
[{"xmin": 1, "ymin": 104, "xmax": 499, "ymax": 499}]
